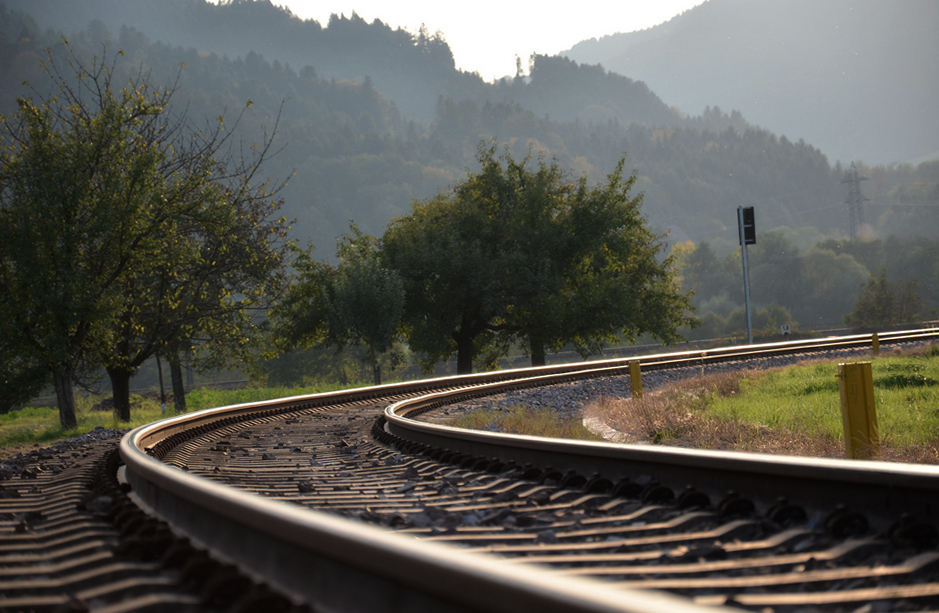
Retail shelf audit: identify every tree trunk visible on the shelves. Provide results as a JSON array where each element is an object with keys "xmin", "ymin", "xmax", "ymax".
[
  {"xmin": 372, "ymin": 360, "xmax": 382, "ymax": 386},
  {"xmin": 107, "ymin": 366, "xmax": 133, "ymax": 422},
  {"xmin": 529, "ymin": 334, "xmax": 547, "ymax": 367},
  {"xmin": 53, "ymin": 365, "xmax": 77, "ymax": 430},
  {"xmin": 156, "ymin": 353, "xmax": 166, "ymax": 412},
  {"xmin": 455, "ymin": 332, "xmax": 474, "ymax": 374},
  {"xmin": 169, "ymin": 355, "xmax": 187, "ymax": 413}
]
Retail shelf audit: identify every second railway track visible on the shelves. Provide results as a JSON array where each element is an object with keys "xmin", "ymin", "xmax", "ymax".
[{"xmin": 5, "ymin": 330, "xmax": 939, "ymax": 612}]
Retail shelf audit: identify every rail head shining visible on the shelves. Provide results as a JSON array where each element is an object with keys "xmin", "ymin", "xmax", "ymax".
[
  {"xmin": 121, "ymin": 409, "xmax": 725, "ymax": 613},
  {"xmin": 121, "ymin": 329, "xmax": 939, "ymax": 611},
  {"xmin": 383, "ymin": 329, "xmax": 939, "ymax": 528}
]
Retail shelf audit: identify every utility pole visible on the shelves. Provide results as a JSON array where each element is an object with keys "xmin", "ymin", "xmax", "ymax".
[
  {"xmin": 737, "ymin": 206, "xmax": 755, "ymax": 344},
  {"xmin": 842, "ymin": 163, "xmax": 868, "ymax": 240}
]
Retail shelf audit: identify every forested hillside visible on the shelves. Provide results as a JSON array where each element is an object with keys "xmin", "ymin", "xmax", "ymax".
[
  {"xmin": 1, "ymin": 0, "xmax": 937, "ymax": 377},
  {"xmin": 0, "ymin": 0, "xmax": 479, "ymax": 121},
  {"xmin": 563, "ymin": 0, "xmax": 939, "ymax": 165}
]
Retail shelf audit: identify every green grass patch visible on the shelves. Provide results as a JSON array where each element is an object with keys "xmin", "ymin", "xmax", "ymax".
[
  {"xmin": 0, "ymin": 395, "xmax": 167, "ymax": 453},
  {"xmin": 450, "ymin": 406, "xmax": 602, "ymax": 441},
  {"xmin": 185, "ymin": 379, "xmax": 386, "ymax": 411},
  {"xmin": 588, "ymin": 343, "xmax": 939, "ymax": 462},
  {"xmin": 707, "ymin": 351, "xmax": 939, "ymax": 448},
  {"xmin": 2, "ymin": 379, "xmax": 386, "ymax": 456}
]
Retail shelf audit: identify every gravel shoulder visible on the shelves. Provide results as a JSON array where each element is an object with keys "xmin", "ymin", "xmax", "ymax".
[{"xmin": 416, "ymin": 345, "xmax": 884, "ymax": 436}]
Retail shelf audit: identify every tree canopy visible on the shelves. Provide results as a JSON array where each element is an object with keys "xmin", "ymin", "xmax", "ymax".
[
  {"xmin": 844, "ymin": 269, "xmax": 928, "ymax": 330},
  {"xmin": 274, "ymin": 226, "xmax": 404, "ymax": 385},
  {"xmin": 382, "ymin": 144, "xmax": 696, "ymax": 373},
  {"xmin": 0, "ymin": 43, "xmax": 289, "ymax": 424}
]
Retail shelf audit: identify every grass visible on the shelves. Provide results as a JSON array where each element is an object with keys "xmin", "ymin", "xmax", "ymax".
[
  {"xmin": 0, "ymin": 395, "xmax": 166, "ymax": 457},
  {"xmin": 6, "ymin": 345, "xmax": 938, "ymax": 463},
  {"xmin": 586, "ymin": 343, "xmax": 939, "ymax": 463},
  {"xmin": 184, "ymin": 380, "xmax": 370, "ymax": 412},
  {"xmin": 450, "ymin": 405, "xmax": 603, "ymax": 441},
  {"xmin": 0, "ymin": 380, "xmax": 378, "ymax": 458}
]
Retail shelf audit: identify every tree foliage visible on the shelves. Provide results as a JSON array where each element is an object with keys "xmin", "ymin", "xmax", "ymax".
[
  {"xmin": 0, "ymin": 46, "xmax": 168, "ymax": 425},
  {"xmin": 844, "ymin": 269, "xmax": 927, "ymax": 330},
  {"xmin": 274, "ymin": 226, "xmax": 404, "ymax": 385},
  {"xmin": 382, "ymin": 144, "xmax": 696, "ymax": 373},
  {"xmin": 0, "ymin": 43, "xmax": 289, "ymax": 423}
]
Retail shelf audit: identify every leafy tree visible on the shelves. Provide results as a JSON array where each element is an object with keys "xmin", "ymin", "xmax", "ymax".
[
  {"xmin": 671, "ymin": 240, "xmax": 739, "ymax": 315},
  {"xmin": 0, "ymin": 43, "xmax": 288, "ymax": 424},
  {"xmin": 103, "ymin": 154, "xmax": 290, "ymax": 420},
  {"xmin": 329, "ymin": 229, "xmax": 405, "ymax": 384},
  {"xmin": 844, "ymin": 269, "xmax": 927, "ymax": 330},
  {"xmin": 0, "ymin": 46, "xmax": 168, "ymax": 426},
  {"xmin": 494, "ymin": 153, "xmax": 695, "ymax": 365},
  {"xmin": 748, "ymin": 230, "xmax": 803, "ymax": 312},
  {"xmin": 0, "ymin": 334, "xmax": 48, "ymax": 414},
  {"xmin": 726, "ymin": 304, "xmax": 794, "ymax": 335},
  {"xmin": 381, "ymin": 179, "xmax": 506, "ymax": 374},
  {"xmin": 798, "ymin": 247, "xmax": 869, "ymax": 327},
  {"xmin": 274, "ymin": 227, "xmax": 404, "ymax": 385},
  {"xmin": 382, "ymin": 144, "xmax": 695, "ymax": 373}
]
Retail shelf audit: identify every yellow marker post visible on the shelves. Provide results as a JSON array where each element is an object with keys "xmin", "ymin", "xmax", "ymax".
[
  {"xmin": 837, "ymin": 362, "xmax": 879, "ymax": 460},
  {"xmin": 872, "ymin": 333, "xmax": 880, "ymax": 356},
  {"xmin": 629, "ymin": 361, "xmax": 643, "ymax": 399}
]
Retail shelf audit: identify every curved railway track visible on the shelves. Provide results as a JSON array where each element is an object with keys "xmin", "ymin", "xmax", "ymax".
[{"xmin": 4, "ymin": 329, "xmax": 939, "ymax": 612}]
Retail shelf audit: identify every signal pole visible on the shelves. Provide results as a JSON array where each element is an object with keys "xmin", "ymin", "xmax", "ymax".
[
  {"xmin": 842, "ymin": 163, "xmax": 868, "ymax": 240},
  {"xmin": 737, "ymin": 206, "xmax": 755, "ymax": 344}
]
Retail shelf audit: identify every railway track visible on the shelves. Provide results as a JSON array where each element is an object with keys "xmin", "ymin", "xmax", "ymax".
[{"xmin": 3, "ymin": 329, "xmax": 939, "ymax": 612}]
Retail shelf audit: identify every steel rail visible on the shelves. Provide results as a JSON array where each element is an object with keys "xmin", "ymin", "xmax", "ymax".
[
  {"xmin": 385, "ymin": 385, "xmax": 939, "ymax": 530},
  {"xmin": 121, "ymin": 396, "xmax": 722, "ymax": 613},
  {"xmin": 121, "ymin": 328, "xmax": 939, "ymax": 612},
  {"xmin": 383, "ymin": 328, "xmax": 939, "ymax": 529}
]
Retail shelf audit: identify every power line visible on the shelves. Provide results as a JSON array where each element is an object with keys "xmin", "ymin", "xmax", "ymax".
[{"xmin": 841, "ymin": 163, "xmax": 869, "ymax": 240}]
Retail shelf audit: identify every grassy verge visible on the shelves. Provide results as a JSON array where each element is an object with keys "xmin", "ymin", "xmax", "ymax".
[
  {"xmin": 0, "ymin": 395, "xmax": 166, "ymax": 457},
  {"xmin": 585, "ymin": 343, "xmax": 939, "ymax": 463},
  {"xmin": 450, "ymin": 406, "xmax": 603, "ymax": 441},
  {"xmin": 1, "ymin": 380, "xmax": 379, "ymax": 458},
  {"xmin": 184, "ymin": 380, "xmax": 372, "ymax": 412}
]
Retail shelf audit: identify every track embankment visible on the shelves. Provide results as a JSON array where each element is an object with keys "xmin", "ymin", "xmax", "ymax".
[{"xmin": 4, "ymin": 330, "xmax": 938, "ymax": 612}]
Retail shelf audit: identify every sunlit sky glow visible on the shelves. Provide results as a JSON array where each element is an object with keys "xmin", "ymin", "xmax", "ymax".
[{"xmin": 272, "ymin": 1, "xmax": 706, "ymax": 82}]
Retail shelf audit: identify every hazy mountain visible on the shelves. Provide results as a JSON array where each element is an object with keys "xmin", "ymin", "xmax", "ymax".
[
  {"xmin": 2, "ymin": 0, "xmax": 936, "ymax": 253},
  {"xmin": 562, "ymin": 0, "xmax": 939, "ymax": 165},
  {"xmin": 0, "ymin": 0, "xmax": 676, "ymax": 128},
  {"xmin": 0, "ymin": 0, "xmax": 485, "ymax": 121}
]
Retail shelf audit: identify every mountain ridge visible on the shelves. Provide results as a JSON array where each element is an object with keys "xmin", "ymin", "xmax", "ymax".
[{"xmin": 562, "ymin": 0, "xmax": 939, "ymax": 164}]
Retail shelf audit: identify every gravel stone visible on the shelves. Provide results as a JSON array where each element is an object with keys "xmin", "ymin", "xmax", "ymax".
[{"xmin": 437, "ymin": 343, "xmax": 927, "ymax": 428}]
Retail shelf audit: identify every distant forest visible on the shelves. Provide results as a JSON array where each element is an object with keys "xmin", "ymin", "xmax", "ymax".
[
  {"xmin": 563, "ymin": 0, "xmax": 939, "ymax": 165},
  {"xmin": 2, "ymin": 0, "xmax": 938, "ymax": 354}
]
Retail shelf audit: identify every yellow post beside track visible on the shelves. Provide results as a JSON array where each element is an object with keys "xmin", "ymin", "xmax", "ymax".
[
  {"xmin": 629, "ymin": 361, "xmax": 643, "ymax": 399},
  {"xmin": 837, "ymin": 361, "xmax": 880, "ymax": 460}
]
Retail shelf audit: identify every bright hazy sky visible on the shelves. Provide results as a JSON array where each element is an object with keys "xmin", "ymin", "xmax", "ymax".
[{"xmin": 275, "ymin": 1, "xmax": 707, "ymax": 82}]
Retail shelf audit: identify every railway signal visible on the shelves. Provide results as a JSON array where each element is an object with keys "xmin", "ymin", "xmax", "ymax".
[{"xmin": 737, "ymin": 206, "xmax": 756, "ymax": 344}]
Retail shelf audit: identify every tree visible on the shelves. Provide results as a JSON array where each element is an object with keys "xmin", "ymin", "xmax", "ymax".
[
  {"xmin": 330, "ymin": 230, "xmax": 405, "ymax": 385},
  {"xmin": 844, "ymin": 269, "xmax": 927, "ymax": 330},
  {"xmin": 381, "ymin": 149, "xmax": 519, "ymax": 374},
  {"xmin": 382, "ymin": 144, "xmax": 695, "ymax": 373},
  {"xmin": 0, "ymin": 43, "xmax": 289, "ymax": 424},
  {"xmin": 798, "ymin": 247, "xmax": 869, "ymax": 326},
  {"xmin": 103, "ymin": 165, "xmax": 290, "ymax": 421},
  {"xmin": 0, "ymin": 334, "xmax": 48, "ymax": 414},
  {"xmin": 748, "ymin": 230, "xmax": 803, "ymax": 314},
  {"xmin": 274, "ymin": 227, "xmax": 404, "ymax": 385},
  {"xmin": 495, "ymin": 153, "xmax": 695, "ymax": 365},
  {"xmin": 0, "ymin": 45, "xmax": 167, "ymax": 427}
]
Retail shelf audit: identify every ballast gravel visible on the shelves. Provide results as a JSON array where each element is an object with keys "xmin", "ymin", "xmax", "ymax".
[
  {"xmin": 432, "ymin": 344, "xmax": 898, "ymax": 429},
  {"xmin": 0, "ymin": 425, "xmax": 126, "ymax": 480}
]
